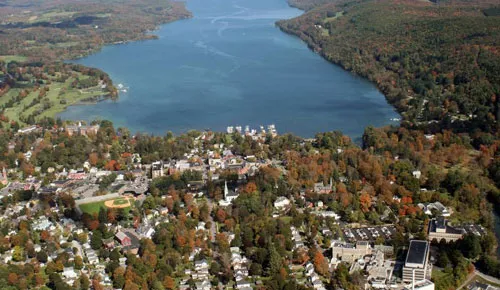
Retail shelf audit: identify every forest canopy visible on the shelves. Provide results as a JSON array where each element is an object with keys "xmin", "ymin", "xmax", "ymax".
[
  {"xmin": 0, "ymin": 0, "xmax": 191, "ymax": 61},
  {"xmin": 278, "ymin": 0, "xmax": 500, "ymax": 134}
]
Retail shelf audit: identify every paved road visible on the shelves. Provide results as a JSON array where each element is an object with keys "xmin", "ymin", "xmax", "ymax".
[
  {"xmin": 458, "ymin": 270, "xmax": 500, "ymax": 289},
  {"xmin": 475, "ymin": 270, "xmax": 500, "ymax": 285}
]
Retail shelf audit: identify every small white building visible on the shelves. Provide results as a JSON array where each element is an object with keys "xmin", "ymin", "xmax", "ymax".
[
  {"xmin": 274, "ymin": 197, "xmax": 290, "ymax": 210},
  {"xmin": 312, "ymin": 210, "xmax": 340, "ymax": 220},
  {"xmin": 62, "ymin": 267, "xmax": 78, "ymax": 282},
  {"xmin": 195, "ymin": 259, "xmax": 209, "ymax": 271},
  {"xmin": 24, "ymin": 151, "xmax": 32, "ymax": 161},
  {"xmin": 195, "ymin": 280, "xmax": 211, "ymax": 290},
  {"xmin": 18, "ymin": 126, "xmax": 38, "ymax": 135},
  {"xmin": 32, "ymin": 216, "xmax": 54, "ymax": 231}
]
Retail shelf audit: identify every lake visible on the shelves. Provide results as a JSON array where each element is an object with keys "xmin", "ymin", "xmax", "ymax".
[{"xmin": 59, "ymin": 0, "xmax": 399, "ymax": 138}]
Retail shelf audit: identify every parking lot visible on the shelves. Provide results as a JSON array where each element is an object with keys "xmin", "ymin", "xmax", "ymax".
[
  {"xmin": 462, "ymin": 224, "xmax": 487, "ymax": 237},
  {"xmin": 342, "ymin": 225, "xmax": 397, "ymax": 242}
]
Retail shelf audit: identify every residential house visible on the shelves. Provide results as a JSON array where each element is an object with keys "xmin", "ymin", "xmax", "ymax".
[
  {"xmin": 62, "ymin": 267, "xmax": 78, "ymax": 283},
  {"xmin": 314, "ymin": 177, "xmax": 334, "ymax": 194},
  {"xmin": 115, "ymin": 231, "xmax": 131, "ymax": 247},
  {"xmin": 115, "ymin": 230, "xmax": 140, "ymax": 254},
  {"xmin": 32, "ymin": 216, "xmax": 54, "ymax": 231},
  {"xmin": 195, "ymin": 259, "xmax": 209, "ymax": 272},
  {"xmin": 151, "ymin": 161, "xmax": 164, "ymax": 179},
  {"xmin": 274, "ymin": 196, "xmax": 290, "ymax": 211},
  {"xmin": 418, "ymin": 202, "xmax": 451, "ymax": 217}
]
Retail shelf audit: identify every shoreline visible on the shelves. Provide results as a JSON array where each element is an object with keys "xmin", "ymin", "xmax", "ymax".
[
  {"xmin": 275, "ymin": 2, "xmax": 405, "ymax": 128},
  {"xmin": 38, "ymin": 6, "xmax": 194, "ymax": 123},
  {"xmin": 58, "ymin": 0, "xmax": 400, "ymax": 139},
  {"xmin": 63, "ymin": 14, "xmax": 193, "ymax": 63}
]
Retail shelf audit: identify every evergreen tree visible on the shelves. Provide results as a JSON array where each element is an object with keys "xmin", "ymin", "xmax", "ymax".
[
  {"xmin": 90, "ymin": 231, "xmax": 103, "ymax": 250},
  {"xmin": 268, "ymin": 244, "xmax": 282, "ymax": 275}
]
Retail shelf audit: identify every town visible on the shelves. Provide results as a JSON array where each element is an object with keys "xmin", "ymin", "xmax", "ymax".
[{"xmin": 0, "ymin": 120, "xmax": 498, "ymax": 290}]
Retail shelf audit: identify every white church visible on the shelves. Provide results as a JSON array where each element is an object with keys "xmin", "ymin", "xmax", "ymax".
[{"xmin": 219, "ymin": 181, "xmax": 239, "ymax": 206}]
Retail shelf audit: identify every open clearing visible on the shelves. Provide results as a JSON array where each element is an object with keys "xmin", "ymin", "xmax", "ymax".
[
  {"xmin": 1, "ymin": 72, "xmax": 107, "ymax": 127},
  {"xmin": 79, "ymin": 197, "xmax": 134, "ymax": 214},
  {"xmin": 0, "ymin": 55, "xmax": 28, "ymax": 63}
]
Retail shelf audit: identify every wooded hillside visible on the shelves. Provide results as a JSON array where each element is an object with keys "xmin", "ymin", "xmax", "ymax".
[
  {"xmin": 0, "ymin": 0, "xmax": 191, "ymax": 61},
  {"xmin": 278, "ymin": 0, "xmax": 500, "ymax": 134}
]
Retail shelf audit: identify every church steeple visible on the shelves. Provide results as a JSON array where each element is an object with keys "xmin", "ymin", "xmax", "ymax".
[{"xmin": 224, "ymin": 180, "xmax": 229, "ymax": 199}]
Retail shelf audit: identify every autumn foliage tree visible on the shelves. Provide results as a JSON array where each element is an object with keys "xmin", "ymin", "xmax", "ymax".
[
  {"xmin": 313, "ymin": 249, "xmax": 329, "ymax": 276},
  {"xmin": 359, "ymin": 192, "xmax": 372, "ymax": 212}
]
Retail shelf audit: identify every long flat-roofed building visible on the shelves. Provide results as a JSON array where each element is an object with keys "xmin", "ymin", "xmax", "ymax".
[{"xmin": 403, "ymin": 240, "xmax": 431, "ymax": 283}]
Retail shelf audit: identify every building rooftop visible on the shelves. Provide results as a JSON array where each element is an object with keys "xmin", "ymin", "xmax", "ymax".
[
  {"xmin": 429, "ymin": 218, "xmax": 465, "ymax": 235},
  {"xmin": 405, "ymin": 240, "xmax": 429, "ymax": 266},
  {"xmin": 115, "ymin": 231, "xmax": 128, "ymax": 241},
  {"xmin": 405, "ymin": 279, "xmax": 435, "ymax": 290},
  {"xmin": 436, "ymin": 216, "xmax": 446, "ymax": 229}
]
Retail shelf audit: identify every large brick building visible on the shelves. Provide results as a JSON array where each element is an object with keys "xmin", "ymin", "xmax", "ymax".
[{"xmin": 428, "ymin": 217, "xmax": 465, "ymax": 242}]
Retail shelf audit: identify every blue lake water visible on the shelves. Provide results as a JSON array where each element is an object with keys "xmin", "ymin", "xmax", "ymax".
[{"xmin": 59, "ymin": 0, "xmax": 399, "ymax": 138}]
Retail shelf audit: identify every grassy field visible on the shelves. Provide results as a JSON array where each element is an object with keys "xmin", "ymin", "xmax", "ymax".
[
  {"xmin": 2, "ymin": 72, "xmax": 107, "ymax": 127},
  {"xmin": 28, "ymin": 11, "xmax": 76, "ymax": 23},
  {"xmin": 79, "ymin": 197, "xmax": 133, "ymax": 215},
  {"xmin": 323, "ymin": 11, "xmax": 344, "ymax": 23},
  {"xmin": 279, "ymin": 216, "xmax": 293, "ymax": 223},
  {"xmin": 79, "ymin": 200, "xmax": 107, "ymax": 215},
  {"xmin": 113, "ymin": 198, "xmax": 129, "ymax": 205},
  {"xmin": 0, "ymin": 55, "xmax": 28, "ymax": 64}
]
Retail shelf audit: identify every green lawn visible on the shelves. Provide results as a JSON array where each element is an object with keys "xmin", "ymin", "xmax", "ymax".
[
  {"xmin": 113, "ymin": 198, "xmax": 130, "ymax": 205},
  {"xmin": 279, "ymin": 216, "xmax": 293, "ymax": 223},
  {"xmin": 79, "ymin": 197, "xmax": 133, "ymax": 214},
  {"xmin": 2, "ymin": 72, "xmax": 107, "ymax": 127},
  {"xmin": 79, "ymin": 201, "xmax": 107, "ymax": 215},
  {"xmin": 0, "ymin": 88, "xmax": 20, "ymax": 107},
  {"xmin": 29, "ymin": 11, "xmax": 76, "ymax": 23},
  {"xmin": 323, "ymin": 12, "xmax": 344, "ymax": 23},
  {"xmin": 0, "ymin": 55, "xmax": 28, "ymax": 64}
]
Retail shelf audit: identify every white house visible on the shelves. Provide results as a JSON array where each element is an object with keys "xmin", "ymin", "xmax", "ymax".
[
  {"xmin": 274, "ymin": 197, "xmax": 290, "ymax": 210},
  {"xmin": 236, "ymin": 280, "xmax": 252, "ymax": 290},
  {"xmin": 62, "ymin": 267, "xmax": 78, "ymax": 282},
  {"xmin": 312, "ymin": 210, "xmax": 340, "ymax": 220},
  {"xmin": 32, "ymin": 216, "xmax": 54, "ymax": 231},
  {"xmin": 195, "ymin": 259, "xmax": 209, "ymax": 271},
  {"xmin": 195, "ymin": 280, "xmax": 211, "ymax": 290},
  {"xmin": 418, "ymin": 202, "xmax": 451, "ymax": 217}
]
